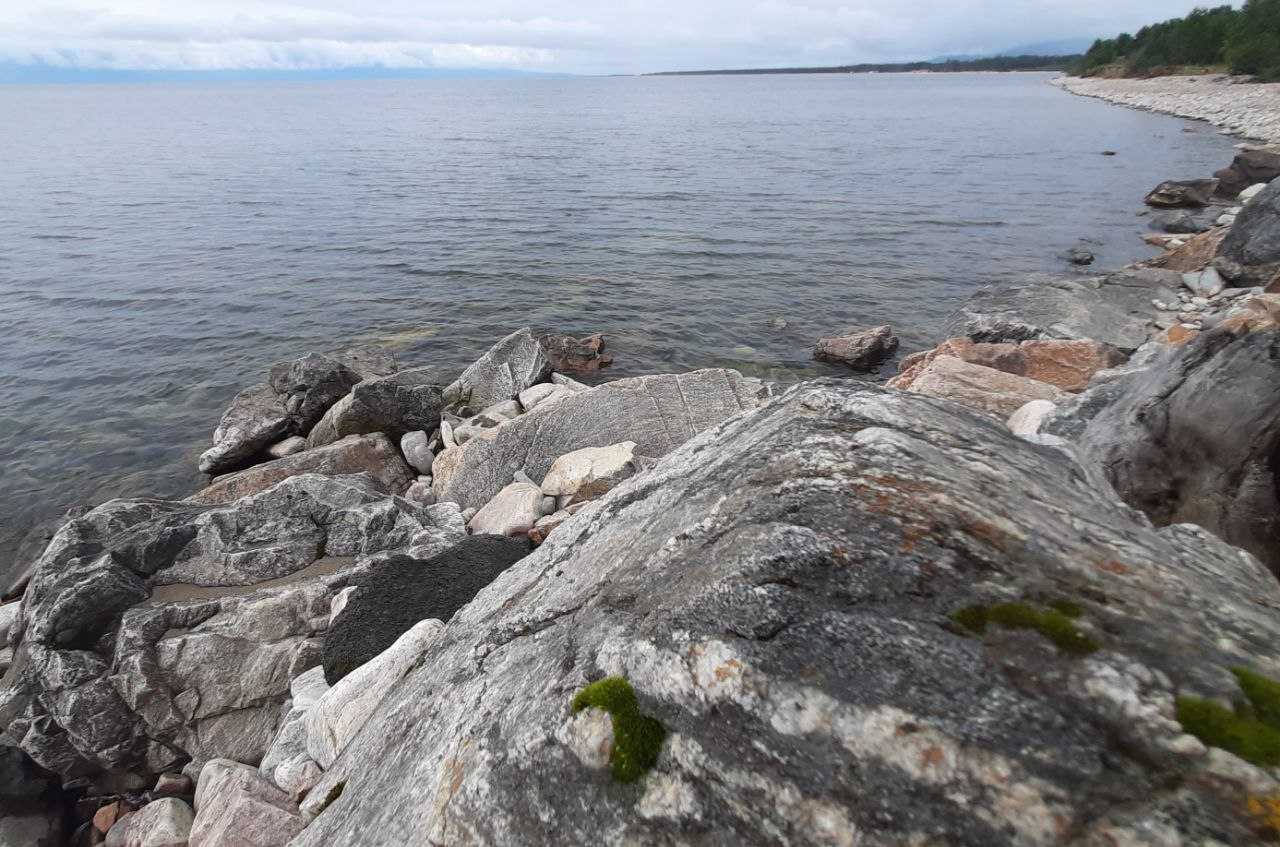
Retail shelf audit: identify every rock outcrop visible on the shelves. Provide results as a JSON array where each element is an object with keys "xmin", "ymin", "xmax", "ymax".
[
  {"xmin": 1073, "ymin": 327, "xmax": 1280, "ymax": 575},
  {"xmin": 0, "ymin": 475, "xmax": 464, "ymax": 784},
  {"xmin": 433, "ymin": 369, "xmax": 763, "ymax": 511},
  {"xmin": 294, "ymin": 382, "xmax": 1280, "ymax": 846},
  {"xmin": 190, "ymin": 433, "xmax": 414, "ymax": 504},
  {"xmin": 939, "ymin": 271, "xmax": 1177, "ymax": 352},
  {"xmin": 889, "ymin": 355, "xmax": 1069, "ymax": 419}
]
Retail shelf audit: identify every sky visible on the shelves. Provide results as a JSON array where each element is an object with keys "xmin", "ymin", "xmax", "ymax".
[{"xmin": 0, "ymin": 0, "xmax": 1241, "ymax": 77}]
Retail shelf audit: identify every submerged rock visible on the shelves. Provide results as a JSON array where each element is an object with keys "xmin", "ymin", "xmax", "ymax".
[
  {"xmin": 1074, "ymin": 327, "xmax": 1280, "ymax": 574},
  {"xmin": 433, "ymin": 369, "xmax": 762, "ymax": 511},
  {"xmin": 442, "ymin": 328, "xmax": 552, "ymax": 412},
  {"xmin": 0, "ymin": 475, "xmax": 464, "ymax": 782},
  {"xmin": 320, "ymin": 535, "xmax": 529, "ymax": 684},
  {"xmin": 812, "ymin": 325, "xmax": 899, "ymax": 369},
  {"xmin": 293, "ymin": 381, "xmax": 1280, "ymax": 846},
  {"xmin": 539, "ymin": 333, "xmax": 613, "ymax": 374}
]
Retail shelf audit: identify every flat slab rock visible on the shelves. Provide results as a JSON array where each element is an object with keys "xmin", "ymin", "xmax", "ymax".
[
  {"xmin": 190, "ymin": 433, "xmax": 414, "ymax": 505},
  {"xmin": 940, "ymin": 270, "xmax": 1179, "ymax": 353},
  {"xmin": 433, "ymin": 368, "xmax": 765, "ymax": 511},
  {"xmin": 295, "ymin": 381, "xmax": 1280, "ymax": 846},
  {"xmin": 889, "ymin": 354, "xmax": 1069, "ymax": 419}
]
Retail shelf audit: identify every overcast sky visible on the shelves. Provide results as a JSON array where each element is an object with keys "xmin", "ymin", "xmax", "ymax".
[{"xmin": 0, "ymin": 0, "xmax": 1237, "ymax": 76}]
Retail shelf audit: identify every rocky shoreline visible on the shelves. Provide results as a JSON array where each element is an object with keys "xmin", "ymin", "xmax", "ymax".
[
  {"xmin": 1053, "ymin": 74, "xmax": 1280, "ymax": 145},
  {"xmin": 2, "ymin": 141, "xmax": 1280, "ymax": 844}
]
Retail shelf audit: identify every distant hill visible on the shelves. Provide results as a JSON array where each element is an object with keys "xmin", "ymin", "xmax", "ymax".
[
  {"xmin": 648, "ymin": 54, "xmax": 1081, "ymax": 77},
  {"xmin": 0, "ymin": 65, "xmax": 569, "ymax": 85},
  {"xmin": 932, "ymin": 38, "xmax": 1095, "ymax": 63}
]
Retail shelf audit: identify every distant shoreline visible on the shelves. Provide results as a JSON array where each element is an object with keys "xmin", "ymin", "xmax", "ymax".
[{"xmin": 646, "ymin": 55, "xmax": 1078, "ymax": 77}]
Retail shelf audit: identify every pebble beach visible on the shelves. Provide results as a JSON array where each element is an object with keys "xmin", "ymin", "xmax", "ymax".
[{"xmin": 1054, "ymin": 74, "xmax": 1280, "ymax": 145}]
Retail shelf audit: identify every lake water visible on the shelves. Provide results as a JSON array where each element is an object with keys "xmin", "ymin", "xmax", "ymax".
[{"xmin": 0, "ymin": 72, "xmax": 1240, "ymax": 577}]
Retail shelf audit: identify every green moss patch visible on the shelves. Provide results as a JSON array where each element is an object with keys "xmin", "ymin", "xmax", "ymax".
[
  {"xmin": 313, "ymin": 780, "xmax": 345, "ymax": 815},
  {"xmin": 572, "ymin": 677, "xmax": 667, "ymax": 783},
  {"xmin": 952, "ymin": 601, "xmax": 1099, "ymax": 655},
  {"xmin": 1178, "ymin": 666, "xmax": 1280, "ymax": 766}
]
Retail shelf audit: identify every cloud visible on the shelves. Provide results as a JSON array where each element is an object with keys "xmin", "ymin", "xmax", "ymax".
[{"xmin": 0, "ymin": 0, "xmax": 1239, "ymax": 75}]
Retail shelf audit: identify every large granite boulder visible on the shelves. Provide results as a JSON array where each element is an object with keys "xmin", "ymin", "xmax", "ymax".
[
  {"xmin": 191, "ymin": 433, "xmax": 414, "ymax": 504},
  {"xmin": 442, "ymin": 328, "xmax": 552, "ymax": 412},
  {"xmin": 0, "ymin": 475, "xmax": 464, "ymax": 784},
  {"xmin": 198, "ymin": 383, "xmax": 290, "ymax": 476},
  {"xmin": 266, "ymin": 353, "xmax": 362, "ymax": 433},
  {"xmin": 1218, "ymin": 177, "xmax": 1280, "ymax": 280},
  {"xmin": 306, "ymin": 368, "xmax": 444, "ymax": 448},
  {"xmin": 321, "ymin": 535, "xmax": 529, "ymax": 683},
  {"xmin": 1073, "ymin": 327, "xmax": 1280, "ymax": 575},
  {"xmin": 293, "ymin": 381, "xmax": 1280, "ymax": 846},
  {"xmin": 939, "ymin": 271, "xmax": 1177, "ymax": 353},
  {"xmin": 433, "ymin": 368, "xmax": 764, "ymax": 511}
]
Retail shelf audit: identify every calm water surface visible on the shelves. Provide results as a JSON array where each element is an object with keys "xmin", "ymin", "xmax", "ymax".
[{"xmin": 0, "ymin": 73, "xmax": 1240, "ymax": 574}]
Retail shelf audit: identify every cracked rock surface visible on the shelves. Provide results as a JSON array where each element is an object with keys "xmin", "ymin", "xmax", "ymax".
[{"xmin": 295, "ymin": 381, "xmax": 1280, "ymax": 846}]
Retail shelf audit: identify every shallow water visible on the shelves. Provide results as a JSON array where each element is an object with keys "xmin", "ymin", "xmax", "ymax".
[{"xmin": 0, "ymin": 72, "xmax": 1240, "ymax": 576}]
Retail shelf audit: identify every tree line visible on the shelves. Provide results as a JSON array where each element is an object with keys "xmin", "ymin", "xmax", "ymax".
[
  {"xmin": 650, "ymin": 55, "xmax": 1079, "ymax": 77},
  {"xmin": 1077, "ymin": 0, "xmax": 1280, "ymax": 81}
]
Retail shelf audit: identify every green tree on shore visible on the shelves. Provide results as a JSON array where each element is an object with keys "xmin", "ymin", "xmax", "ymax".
[{"xmin": 1077, "ymin": 2, "xmax": 1280, "ymax": 81}]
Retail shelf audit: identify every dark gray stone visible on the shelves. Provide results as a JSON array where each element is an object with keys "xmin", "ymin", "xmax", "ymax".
[
  {"xmin": 322, "ymin": 535, "xmax": 530, "ymax": 684},
  {"xmin": 1214, "ymin": 148, "xmax": 1280, "ymax": 196},
  {"xmin": 307, "ymin": 368, "xmax": 444, "ymax": 448},
  {"xmin": 267, "ymin": 353, "xmax": 362, "ymax": 433},
  {"xmin": 1150, "ymin": 209, "xmax": 1207, "ymax": 234},
  {"xmin": 1074, "ymin": 328, "xmax": 1280, "ymax": 574},
  {"xmin": 0, "ymin": 734, "xmax": 63, "ymax": 847},
  {"xmin": 940, "ymin": 270, "xmax": 1178, "ymax": 353},
  {"xmin": 1218, "ymin": 177, "xmax": 1280, "ymax": 272},
  {"xmin": 294, "ymin": 381, "xmax": 1280, "ymax": 846}
]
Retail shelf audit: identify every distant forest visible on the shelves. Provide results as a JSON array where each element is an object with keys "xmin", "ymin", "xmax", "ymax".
[
  {"xmin": 648, "ymin": 54, "xmax": 1079, "ymax": 77},
  {"xmin": 1077, "ymin": 0, "xmax": 1280, "ymax": 81}
]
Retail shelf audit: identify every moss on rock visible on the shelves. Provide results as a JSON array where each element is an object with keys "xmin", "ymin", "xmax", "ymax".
[
  {"xmin": 1177, "ymin": 666, "xmax": 1280, "ymax": 766},
  {"xmin": 952, "ymin": 601, "xmax": 1099, "ymax": 655},
  {"xmin": 572, "ymin": 677, "xmax": 666, "ymax": 783}
]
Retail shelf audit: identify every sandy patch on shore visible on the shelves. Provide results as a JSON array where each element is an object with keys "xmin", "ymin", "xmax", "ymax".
[{"xmin": 1054, "ymin": 75, "xmax": 1280, "ymax": 145}]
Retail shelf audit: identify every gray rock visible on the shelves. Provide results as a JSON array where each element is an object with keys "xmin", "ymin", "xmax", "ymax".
[
  {"xmin": 198, "ymin": 383, "xmax": 291, "ymax": 475},
  {"xmin": 811, "ymin": 325, "xmax": 899, "ymax": 369},
  {"xmin": 518, "ymin": 382, "xmax": 571, "ymax": 411},
  {"xmin": 539, "ymin": 442, "xmax": 642, "ymax": 505},
  {"xmin": 550, "ymin": 372, "xmax": 590, "ymax": 391},
  {"xmin": 191, "ymin": 433, "xmax": 414, "ymax": 505},
  {"xmin": 266, "ymin": 353, "xmax": 362, "ymax": 433},
  {"xmin": 1073, "ymin": 328, "xmax": 1280, "ymax": 574},
  {"xmin": 190, "ymin": 759, "xmax": 305, "ymax": 847},
  {"xmin": 1062, "ymin": 246, "xmax": 1095, "ymax": 265},
  {"xmin": 259, "ymin": 667, "xmax": 328, "ymax": 800},
  {"xmin": 1218, "ymin": 177, "xmax": 1280, "ymax": 273},
  {"xmin": 293, "ymin": 380, "xmax": 1280, "ymax": 846},
  {"xmin": 467, "ymin": 482, "xmax": 545, "ymax": 537},
  {"xmin": 399, "ymin": 431, "xmax": 435, "ymax": 475},
  {"xmin": 321, "ymin": 535, "xmax": 529, "ymax": 684},
  {"xmin": 0, "ymin": 475, "xmax": 465, "ymax": 782},
  {"xmin": 0, "ymin": 733, "xmax": 63, "ymax": 847},
  {"xmin": 1150, "ymin": 209, "xmax": 1207, "ymax": 234},
  {"xmin": 1144, "ymin": 178, "xmax": 1219, "ymax": 208},
  {"xmin": 442, "ymin": 328, "xmax": 552, "ymax": 412},
  {"xmin": 306, "ymin": 619, "xmax": 444, "ymax": 770},
  {"xmin": 1182, "ymin": 267, "xmax": 1224, "ymax": 296},
  {"xmin": 107, "ymin": 797, "xmax": 193, "ymax": 847},
  {"xmin": 306, "ymin": 368, "xmax": 444, "ymax": 448},
  {"xmin": 433, "ymin": 369, "xmax": 761, "ymax": 511},
  {"xmin": 940, "ymin": 271, "xmax": 1178, "ymax": 353}
]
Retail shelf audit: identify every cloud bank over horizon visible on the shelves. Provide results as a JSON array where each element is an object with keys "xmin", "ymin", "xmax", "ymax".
[{"xmin": 0, "ymin": 0, "xmax": 1240, "ymax": 76}]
